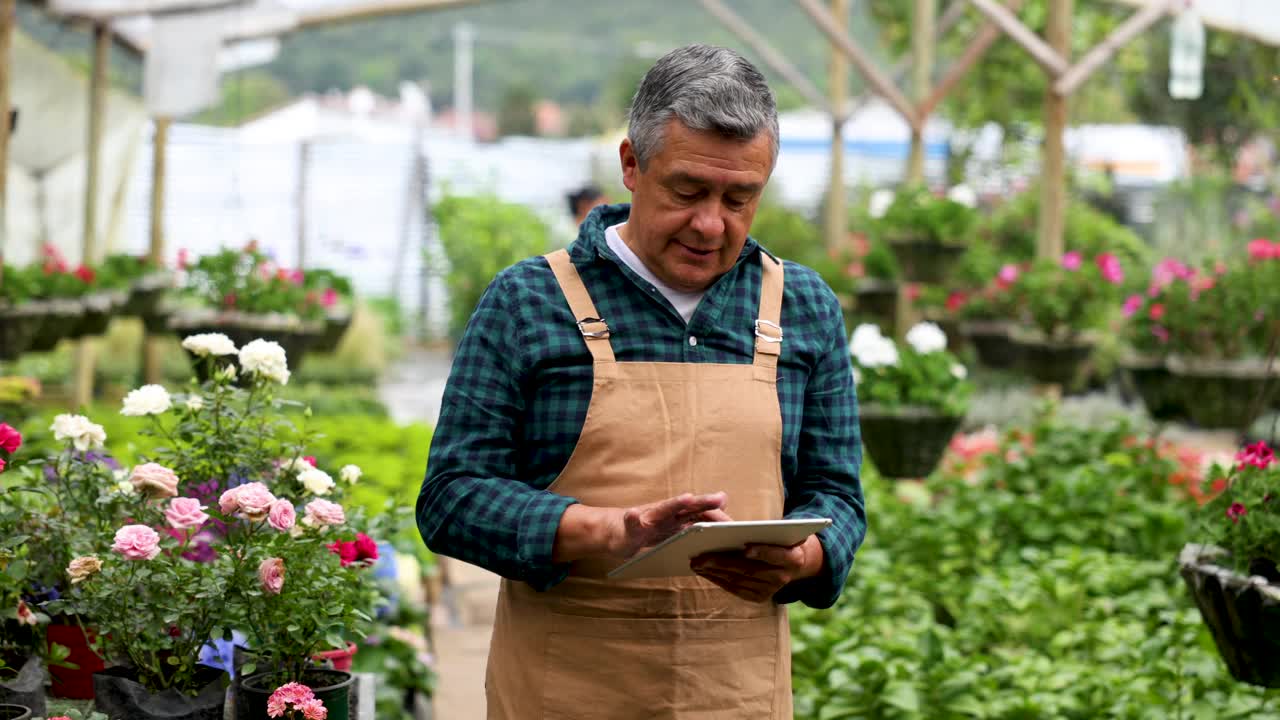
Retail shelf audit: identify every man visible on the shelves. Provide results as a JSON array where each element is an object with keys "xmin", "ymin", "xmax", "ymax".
[
  {"xmin": 418, "ymin": 44, "xmax": 865, "ymax": 719},
  {"xmin": 568, "ymin": 184, "xmax": 608, "ymax": 227}
]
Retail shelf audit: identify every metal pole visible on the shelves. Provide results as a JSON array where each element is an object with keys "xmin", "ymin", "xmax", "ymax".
[
  {"xmin": 0, "ymin": 0, "xmax": 13, "ymax": 295},
  {"xmin": 1037, "ymin": 0, "xmax": 1072, "ymax": 261},
  {"xmin": 907, "ymin": 0, "xmax": 936, "ymax": 184},
  {"xmin": 74, "ymin": 22, "xmax": 109, "ymax": 409},
  {"xmin": 142, "ymin": 116, "xmax": 169, "ymax": 384},
  {"xmin": 296, "ymin": 140, "xmax": 310, "ymax": 268},
  {"xmin": 453, "ymin": 22, "xmax": 473, "ymax": 141},
  {"xmin": 824, "ymin": 0, "xmax": 848, "ymax": 255}
]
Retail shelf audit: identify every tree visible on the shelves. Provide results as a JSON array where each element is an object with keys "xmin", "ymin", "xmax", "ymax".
[{"xmin": 497, "ymin": 83, "xmax": 538, "ymax": 137}]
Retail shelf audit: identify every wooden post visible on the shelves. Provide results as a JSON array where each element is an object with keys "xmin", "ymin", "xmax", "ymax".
[
  {"xmin": 142, "ymin": 116, "xmax": 170, "ymax": 385},
  {"xmin": 74, "ymin": 22, "xmax": 109, "ymax": 409},
  {"xmin": 907, "ymin": 0, "xmax": 935, "ymax": 184},
  {"xmin": 296, "ymin": 140, "xmax": 311, "ymax": 268},
  {"xmin": 824, "ymin": 0, "xmax": 848, "ymax": 255},
  {"xmin": 1037, "ymin": 0, "xmax": 1071, "ymax": 261},
  {"xmin": 0, "ymin": 0, "xmax": 12, "ymax": 294}
]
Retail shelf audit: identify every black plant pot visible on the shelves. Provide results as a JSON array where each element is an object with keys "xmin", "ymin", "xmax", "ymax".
[
  {"xmin": 1180, "ymin": 544, "xmax": 1280, "ymax": 688},
  {"xmin": 26, "ymin": 300, "xmax": 83, "ymax": 352},
  {"xmin": 885, "ymin": 237, "xmax": 966, "ymax": 284},
  {"xmin": 0, "ymin": 657, "xmax": 44, "ymax": 716},
  {"xmin": 1011, "ymin": 329, "xmax": 1095, "ymax": 386},
  {"xmin": 123, "ymin": 273, "xmax": 172, "ymax": 317},
  {"xmin": 960, "ymin": 320, "xmax": 1020, "ymax": 370},
  {"xmin": 311, "ymin": 312, "xmax": 353, "ymax": 354},
  {"xmin": 859, "ymin": 404, "xmax": 964, "ymax": 480},
  {"xmin": 853, "ymin": 280, "xmax": 899, "ymax": 331},
  {"xmin": 240, "ymin": 668, "xmax": 354, "ymax": 720},
  {"xmin": 1119, "ymin": 355, "xmax": 1186, "ymax": 421},
  {"xmin": 0, "ymin": 705, "xmax": 31, "ymax": 720},
  {"xmin": 0, "ymin": 304, "xmax": 42, "ymax": 361},
  {"xmin": 1168, "ymin": 358, "xmax": 1279, "ymax": 431},
  {"xmin": 93, "ymin": 665, "xmax": 228, "ymax": 720},
  {"xmin": 68, "ymin": 292, "xmax": 123, "ymax": 339}
]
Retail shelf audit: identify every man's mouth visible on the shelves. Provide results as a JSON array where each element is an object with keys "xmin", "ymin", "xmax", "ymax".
[{"xmin": 675, "ymin": 241, "xmax": 716, "ymax": 258}]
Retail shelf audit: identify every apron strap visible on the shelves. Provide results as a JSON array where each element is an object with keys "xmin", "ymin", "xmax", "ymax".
[
  {"xmin": 753, "ymin": 253, "xmax": 785, "ymax": 369},
  {"xmin": 545, "ymin": 249, "xmax": 616, "ymax": 363}
]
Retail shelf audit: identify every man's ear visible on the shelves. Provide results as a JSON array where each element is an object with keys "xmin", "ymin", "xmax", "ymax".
[{"xmin": 620, "ymin": 138, "xmax": 640, "ymax": 193}]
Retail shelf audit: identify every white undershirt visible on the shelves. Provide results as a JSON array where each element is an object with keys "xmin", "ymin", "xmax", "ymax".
[{"xmin": 606, "ymin": 223, "xmax": 704, "ymax": 324}]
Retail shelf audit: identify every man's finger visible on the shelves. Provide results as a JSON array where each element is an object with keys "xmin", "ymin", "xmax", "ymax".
[{"xmin": 743, "ymin": 543, "xmax": 806, "ymax": 569}]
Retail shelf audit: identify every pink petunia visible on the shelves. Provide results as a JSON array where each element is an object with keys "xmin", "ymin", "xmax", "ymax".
[
  {"xmin": 1095, "ymin": 253, "xmax": 1124, "ymax": 284},
  {"xmin": 1235, "ymin": 441, "xmax": 1274, "ymax": 470},
  {"xmin": 997, "ymin": 264, "xmax": 1019, "ymax": 287},
  {"xmin": 1061, "ymin": 251, "xmax": 1082, "ymax": 271},
  {"xmin": 1227, "ymin": 502, "xmax": 1248, "ymax": 524},
  {"xmin": 1148, "ymin": 304, "xmax": 1165, "ymax": 321},
  {"xmin": 1247, "ymin": 238, "xmax": 1276, "ymax": 261},
  {"xmin": 1122, "ymin": 294, "xmax": 1143, "ymax": 318}
]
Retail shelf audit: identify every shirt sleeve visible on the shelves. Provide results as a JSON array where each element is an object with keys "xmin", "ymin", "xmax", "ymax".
[
  {"xmin": 416, "ymin": 269, "xmax": 577, "ymax": 591},
  {"xmin": 775, "ymin": 284, "xmax": 867, "ymax": 609}
]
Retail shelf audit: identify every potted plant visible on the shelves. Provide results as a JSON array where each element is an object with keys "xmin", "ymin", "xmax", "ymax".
[
  {"xmin": 0, "ymin": 424, "xmax": 49, "ymax": 719},
  {"xmin": 101, "ymin": 254, "xmax": 172, "ymax": 321},
  {"xmin": 956, "ymin": 262, "xmax": 1024, "ymax": 370},
  {"xmin": 0, "ymin": 266, "xmax": 43, "ymax": 362},
  {"xmin": 1007, "ymin": 251, "xmax": 1124, "ymax": 386},
  {"xmin": 1117, "ymin": 257, "xmax": 1196, "ymax": 421},
  {"xmin": 1160, "ymin": 244, "xmax": 1280, "ymax": 430},
  {"xmin": 851, "ymin": 240, "xmax": 902, "ymax": 333},
  {"xmin": 851, "ymin": 322, "xmax": 973, "ymax": 479},
  {"xmin": 303, "ymin": 270, "xmax": 356, "ymax": 354},
  {"xmin": 1180, "ymin": 440, "xmax": 1280, "ymax": 687},
  {"xmin": 23, "ymin": 251, "xmax": 89, "ymax": 353},
  {"xmin": 872, "ymin": 185, "xmax": 977, "ymax": 284}
]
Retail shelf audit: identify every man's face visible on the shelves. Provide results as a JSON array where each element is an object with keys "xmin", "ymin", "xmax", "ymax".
[{"xmin": 619, "ymin": 120, "xmax": 773, "ymax": 293}]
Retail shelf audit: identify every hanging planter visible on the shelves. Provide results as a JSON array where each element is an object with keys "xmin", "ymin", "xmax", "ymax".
[
  {"xmin": 1119, "ymin": 354, "xmax": 1186, "ymax": 421},
  {"xmin": 1167, "ymin": 357, "xmax": 1279, "ymax": 431},
  {"xmin": 170, "ymin": 309, "xmax": 323, "ymax": 379},
  {"xmin": 240, "ymin": 669, "xmax": 355, "ymax": 720},
  {"xmin": 93, "ymin": 666, "xmax": 228, "ymax": 720},
  {"xmin": 960, "ymin": 320, "xmax": 1020, "ymax": 370},
  {"xmin": 1179, "ymin": 544, "xmax": 1280, "ymax": 688},
  {"xmin": 0, "ymin": 303, "xmax": 43, "ymax": 361},
  {"xmin": 311, "ymin": 310, "xmax": 353, "ymax": 354},
  {"xmin": 26, "ymin": 299, "xmax": 84, "ymax": 353},
  {"xmin": 1010, "ymin": 327, "xmax": 1096, "ymax": 386},
  {"xmin": 0, "ymin": 657, "xmax": 45, "ymax": 717},
  {"xmin": 122, "ymin": 272, "xmax": 173, "ymax": 317},
  {"xmin": 859, "ymin": 404, "xmax": 963, "ymax": 480},
  {"xmin": 885, "ymin": 235, "xmax": 966, "ymax": 285},
  {"xmin": 69, "ymin": 290, "xmax": 127, "ymax": 339},
  {"xmin": 853, "ymin": 279, "xmax": 898, "ymax": 331}
]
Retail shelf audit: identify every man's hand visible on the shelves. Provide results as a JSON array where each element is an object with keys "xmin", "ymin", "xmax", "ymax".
[
  {"xmin": 553, "ymin": 492, "xmax": 730, "ymax": 563},
  {"xmin": 691, "ymin": 534, "xmax": 825, "ymax": 603}
]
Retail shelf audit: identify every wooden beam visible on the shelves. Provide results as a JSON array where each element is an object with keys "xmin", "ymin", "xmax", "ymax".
[
  {"xmin": 965, "ymin": 0, "xmax": 1068, "ymax": 77},
  {"xmin": 794, "ymin": 0, "xmax": 921, "ymax": 129},
  {"xmin": 1037, "ymin": 0, "xmax": 1071, "ymax": 261},
  {"xmin": 919, "ymin": 0, "xmax": 1026, "ymax": 118},
  {"xmin": 825, "ymin": 0, "xmax": 848, "ymax": 254},
  {"xmin": 75, "ymin": 22, "xmax": 110, "ymax": 409},
  {"xmin": 699, "ymin": 0, "xmax": 832, "ymax": 116},
  {"xmin": 0, "ymin": 0, "xmax": 12, "ymax": 295},
  {"xmin": 844, "ymin": 0, "xmax": 965, "ymax": 120},
  {"xmin": 907, "ymin": 0, "xmax": 936, "ymax": 183},
  {"xmin": 142, "ymin": 116, "xmax": 169, "ymax": 383},
  {"xmin": 1054, "ymin": 0, "xmax": 1172, "ymax": 96},
  {"xmin": 295, "ymin": 0, "xmax": 482, "ymax": 30}
]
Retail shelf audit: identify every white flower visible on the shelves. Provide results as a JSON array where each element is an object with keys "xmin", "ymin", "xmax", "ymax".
[
  {"xmin": 298, "ymin": 467, "xmax": 335, "ymax": 496},
  {"xmin": 852, "ymin": 367, "xmax": 862, "ymax": 384},
  {"xmin": 115, "ymin": 480, "xmax": 135, "ymax": 495},
  {"xmin": 181, "ymin": 333, "xmax": 237, "ymax": 357},
  {"xmin": 239, "ymin": 339, "xmax": 290, "ymax": 385},
  {"xmin": 121, "ymin": 384, "xmax": 172, "ymax": 416},
  {"xmin": 951, "ymin": 363, "xmax": 968, "ymax": 380},
  {"xmin": 857, "ymin": 337, "xmax": 900, "ymax": 368},
  {"xmin": 869, "ymin": 189, "xmax": 895, "ymax": 219},
  {"xmin": 50, "ymin": 414, "xmax": 107, "ymax": 451},
  {"xmin": 185, "ymin": 395, "xmax": 205, "ymax": 412},
  {"xmin": 218, "ymin": 364, "xmax": 238, "ymax": 381},
  {"xmin": 947, "ymin": 184, "xmax": 978, "ymax": 208},
  {"xmin": 905, "ymin": 322, "xmax": 948, "ymax": 354},
  {"xmin": 281, "ymin": 457, "xmax": 315, "ymax": 474},
  {"xmin": 849, "ymin": 324, "xmax": 885, "ymax": 359},
  {"xmin": 340, "ymin": 464, "xmax": 362, "ymax": 485}
]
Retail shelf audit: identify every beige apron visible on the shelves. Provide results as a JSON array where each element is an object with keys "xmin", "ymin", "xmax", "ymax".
[{"xmin": 485, "ymin": 248, "xmax": 792, "ymax": 720}]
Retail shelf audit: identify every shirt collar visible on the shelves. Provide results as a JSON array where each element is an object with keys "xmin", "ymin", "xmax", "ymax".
[{"xmin": 570, "ymin": 202, "xmax": 772, "ymax": 268}]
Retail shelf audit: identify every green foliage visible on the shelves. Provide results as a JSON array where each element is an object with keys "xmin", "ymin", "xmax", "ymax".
[
  {"xmin": 431, "ymin": 194, "xmax": 554, "ymax": 341},
  {"xmin": 985, "ymin": 189, "xmax": 1150, "ymax": 279},
  {"xmin": 1013, "ymin": 253, "xmax": 1125, "ymax": 339},
  {"xmin": 184, "ymin": 243, "xmax": 330, "ymax": 320},
  {"xmin": 874, "ymin": 186, "xmax": 978, "ymax": 246},
  {"xmin": 1198, "ymin": 442, "xmax": 1280, "ymax": 574},
  {"xmin": 497, "ymin": 83, "xmax": 538, "ymax": 137},
  {"xmin": 849, "ymin": 323, "xmax": 972, "ymax": 416},
  {"xmin": 861, "ymin": 240, "xmax": 901, "ymax": 283},
  {"xmin": 1153, "ymin": 254, "xmax": 1280, "ymax": 360}
]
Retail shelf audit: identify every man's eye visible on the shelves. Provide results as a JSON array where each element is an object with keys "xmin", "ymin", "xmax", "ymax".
[
  {"xmin": 725, "ymin": 197, "xmax": 748, "ymax": 210},
  {"xmin": 675, "ymin": 191, "xmax": 699, "ymax": 201}
]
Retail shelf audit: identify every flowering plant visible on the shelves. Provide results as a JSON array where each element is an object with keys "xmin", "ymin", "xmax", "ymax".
[
  {"xmin": 849, "ymin": 322, "xmax": 973, "ymax": 416},
  {"xmin": 1198, "ymin": 440, "xmax": 1280, "ymax": 581},
  {"xmin": 873, "ymin": 185, "xmax": 978, "ymax": 246},
  {"xmin": 184, "ymin": 243, "xmax": 336, "ymax": 321},
  {"xmin": 954, "ymin": 261, "xmax": 1024, "ymax": 323},
  {"xmin": 1012, "ymin": 251, "xmax": 1125, "ymax": 340},
  {"xmin": 268, "ymin": 681, "xmax": 329, "ymax": 719}
]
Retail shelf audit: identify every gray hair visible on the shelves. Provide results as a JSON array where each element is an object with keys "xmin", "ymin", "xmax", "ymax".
[{"xmin": 627, "ymin": 44, "xmax": 779, "ymax": 170}]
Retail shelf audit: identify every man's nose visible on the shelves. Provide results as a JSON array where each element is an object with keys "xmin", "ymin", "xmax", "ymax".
[{"xmin": 689, "ymin": 200, "xmax": 726, "ymax": 239}]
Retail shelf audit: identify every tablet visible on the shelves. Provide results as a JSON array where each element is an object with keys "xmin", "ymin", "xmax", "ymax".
[{"xmin": 606, "ymin": 518, "xmax": 833, "ymax": 581}]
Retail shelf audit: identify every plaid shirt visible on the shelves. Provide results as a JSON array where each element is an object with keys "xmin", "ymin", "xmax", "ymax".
[{"xmin": 417, "ymin": 204, "xmax": 866, "ymax": 609}]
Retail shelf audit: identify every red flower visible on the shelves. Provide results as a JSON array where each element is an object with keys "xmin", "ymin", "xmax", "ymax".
[
  {"xmin": 222, "ymin": 293, "xmax": 238, "ymax": 308},
  {"xmin": 1247, "ymin": 238, "xmax": 1276, "ymax": 261},
  {"xmin": 74, "ymin": 265, "xmax": 96, "ymax": 284},
  {"xmin": 1227, "ymin": 502, "xmax": 1248, "ymax": 524},
  {"xmin": 1235, "ymin": 441, "xmax": 1274, "ymax": 470},
  {"xmin": 945, "ymin": 291, "xmax": 967, "ymax": 312},
  {"xmin": 0, "ymin": 423, "xmax": 22, "ymax": 454},
  {"xmin": 354, "ymin": 533, "xmax": 379, "ymax": 563},
  {"xmin": 1148, "ymin": 303, "xmax": 1165, "ymax": 321},
  {"xmin": 322, "ymin": 288, "xmax": 339, "ymax": 308},
  {"xmin": 327, "ymin": 541, "xmax": 358, "ymax": 567},
  {"xmin": 905, "ymin": 284, "xmax": 922, "ymax": 302},
  {"xmin": 0, "ymin": 458, "xmax": 6, "ymax": 473},
  {"xmin": 303, "ymin": 456, "xmax": 317, "ymax": 467}
]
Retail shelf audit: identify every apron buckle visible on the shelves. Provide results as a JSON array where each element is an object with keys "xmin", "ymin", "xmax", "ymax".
[
  {"xmin": 577, "ymin": 317, "xmax": 611, "ymax": 338},
  {"xmin": 754, "ymin": 319, "xmax": 783, "ymax": 344}
]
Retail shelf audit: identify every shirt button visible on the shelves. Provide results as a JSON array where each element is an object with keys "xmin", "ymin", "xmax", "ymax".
[{"xmin": 688, "ymin": 336, "xmax": 698, "ymax": 347}]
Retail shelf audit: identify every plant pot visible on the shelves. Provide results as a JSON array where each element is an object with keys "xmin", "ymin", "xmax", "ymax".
[
  {"xmin": 68, "ymin": 290, "xmax": 125, "ymax": 339},
  {"xmin": 47, "ymin": 622, "xmax": 106, "ymax": 699},
  {"xmin": 960, "ymin": 320, "xmax": 1020, "ymax": 370},
  {"xmin": 1167, "ymin": 357, "xmax": 1279, "ymax": 431},
  {"xmin": 0, "ymin": 705, "xmax": 31, "ymax": 720},
  {"xmin": 1119, "ymin": 354, "xmax": 1186, "ymax": 421},
  {"xmin": 26, "ymin": 299, "xmax": 83, "ymax": 353},
  {"xmin": 312, "ymin": 311, "xmax": 353, "ymax": 354},
  {"xmin": 859, "ymin": 404, "xmax": 964, "ymax": 480},
  {"xmin": 124, "ymin": 272, "xmax": 173, "ymax": 317},
  {"xmin": 93, "ymin": 665, "xmax": 228, "ymax": 720},
  {"xmin": 0, "ymin": 657, "xmax": 44, "ymax": 716},
  {"xmin": 0, "ymin": 303, "xmax": 42, "ymax": 361},
  {"xmin": 241, "ymin": 668, "xmax": 354, "ymax": 720},
  {"xmin": 885, "ymin": 237, "xmax": 966, "ymax": 284},
  {"xmin": 1010, "ymin": 328, "xmax": 1095, "ymax": 386},
  {"xmin": 1179, "ymin": 544, "xmax": 1280, "ymax": 688},
  {"xmin": 312, "ymin": 642, "xmax": 357, "ymax": 672},
  {"xmin": 853, "ymin": 280, "xmax": 898, "ymax": 331}
]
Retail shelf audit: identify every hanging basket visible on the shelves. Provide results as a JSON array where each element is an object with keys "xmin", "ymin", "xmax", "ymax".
[
  {"xmin": 1010, "ymin": 327, "xmax": 1096, "ymax": 386},
  {"xmin": 859, "ymin": 404, "xmax": 964, "ymax": 480},
  {"xmin": 26, "ymin": 299, "xmax": 84, "ymax": 353},
  {"xmin": 170, "ymin": 310, "xmax": 323, "ymax": 379},
  {"xmin": 885, "ymin": 236, "xmax": 966, "ymax": 284},
  {"xmin": 853, "ymin": 280, "xmax": 899, "ymax": 332},
  {"xmin": 960, "ymin": 320, "xmax": 1020, "ymax": 370},
  {"xmin": 123, "ymin": 272, "xmax": 173, "ymax": 318},
  {"xmin": 1167, "ymin": 357, "xmax": 1279, "ymax": 431},
  {"xmin": 1179, "ymin": 544, "xmax": 1280, "ymax": 688},
  {"xmin": 0, "ymin": 303, "xmax": 43, "ymax": 361},
  {"xmin": 68, "ymin": 290, "xmax": 126, "ymax": 339},
  {"xmin": 1119, "ymin": 354, "xmax": 1186, "ymax": 421},
  {"xmin": 311, "ymin": 311, "xmax": 353, "ymax": 354}
]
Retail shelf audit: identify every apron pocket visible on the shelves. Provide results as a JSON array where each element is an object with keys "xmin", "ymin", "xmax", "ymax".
[{"xmin": 540, "ymin": 613, "xmax": 780, "ymax": 720}]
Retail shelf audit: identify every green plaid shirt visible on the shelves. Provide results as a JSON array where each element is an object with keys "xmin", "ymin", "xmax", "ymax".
[{"xmin": 417, "ymin": 204, "xmax": 865, "ymax": 608}]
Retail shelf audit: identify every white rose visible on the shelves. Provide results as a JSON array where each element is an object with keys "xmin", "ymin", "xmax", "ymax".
[
  {"xmin": 218, "ymin": 364, "xmax": 238, "ymax": 381},
  {"xmin": 185, "ymin": 395, "xmax": 205, "ymax": 412},
  {"xmin": 905, "ymin": 322, "xmax": 948, "ymax": 354},
  {"xmin": 181, "ymin": 333, "xmax": 238, "ymax": 357},
  {"xmin": 50, "ymin": 414, "xmax": 107, "ymax": 451},
  {"xmin": 339, "ymin": 464, "xmax": 362, "ymax": 485},
  {"xmin": 282, "ymin": 457, "xmax": 315, "ymax": 474},
  {"xmin": 238, "ymin": 339, "xmax": 290, "ymax": 385},
  {"xmin": 298, "ymin": 467, "xmax": 335, "ymax": 496},
  {"xmin": 857, "ymin": 336, "xmax": 900, "ymax": 368},
  {"xmin": 951, "ymin": 363, "xmax": 968, "ymax": 380},
  {"xmin": 115, "ymin": 480, "xmax": 136, "ymax": 495},
  {"xmin": 121, "ymin": 384, "xmax": 172, "ymax": 416}
]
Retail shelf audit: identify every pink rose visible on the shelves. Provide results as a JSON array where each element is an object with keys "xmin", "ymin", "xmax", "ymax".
[
  {"xmin": 1061, "ymin": 251, "xmax": 1082, "ymax": 271},
  {"xmin": 0, "ymin": 423, "xmax": 21, "ymax": 453},
  {"xmin": 259, "ymin": 557, "xmax": 285, "ymax": 595},
  {"xmin": 165, "ymin": 497, "xmax": 210, "ymax": 530},
  {"xmin": 129, "ymin": 463, "xmax": 180, "ymax": 499},
  {"xmin": 267, "ymin": 499, "xmax": 296, "ymax": 532},
  {"xmin": 304, "ymin": 499, "xmax": 346, "ymax": 527},
  {"xmin": 112, "ymin": 524, "xmax": 161, "ymax": 560},
  {"xmin": 220, "ymin": 482, "xmax": 277, "ymax": 520}
]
